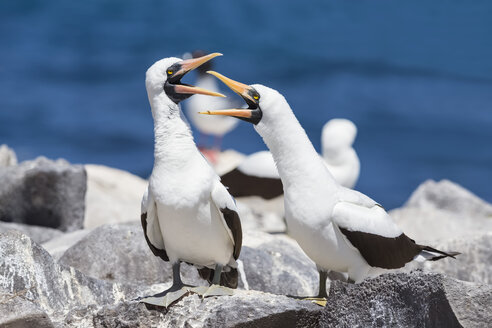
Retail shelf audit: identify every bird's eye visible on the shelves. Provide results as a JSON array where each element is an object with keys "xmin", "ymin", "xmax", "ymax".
[
  {"xmin": 167, "ymin": 70, "xmax": 173, "ymax": 75},
  {"xmin": 253, "ymin": 95, "xmax": 259, "ymax": 100}
]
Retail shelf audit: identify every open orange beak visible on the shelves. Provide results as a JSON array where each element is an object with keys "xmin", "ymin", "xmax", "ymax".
[
  {"xmin": 199, "ymin": 71, "xmax": 262, "ymax": 124},
  {"xmin": 168, "ymin": 53, "xmax": 225, "ymax": 98}
]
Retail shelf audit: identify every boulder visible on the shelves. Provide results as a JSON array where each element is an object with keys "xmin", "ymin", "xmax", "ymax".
[
  {"xmin": 236, "ymin": 200, "xmax": 286, "ymax": 233},
  {"xmin": 316, "ymin": 271, "xmax": 492, "ymax": 328},
  {"xmin": 239, "ymin": 231, "xmax": 318, "ymax": 296},
  {"xmin": 66, "ymin": 291, "xmax": 321, "ymax": 328},
  {"xmin": 390, "ymin": 206, "xmax": 492, "ymax": 243},
  {"xmin": 0, "ymin": 231, "xmax": 147, "ymax": 323},
  {"xmin": 0, "ymin": 289, "xmax": 54, "ymax": 328},
  {"xmin": 0, "ymin": 157, "xmax": 86, "ymax": 231},
  {"xmin": 84, "ymin": 164, "xmax": 147, "ymax": 229},
  {"xmin": 0, "ymin": 221, "xmax": 63, "ymax": 244},
  {"xmin": 403, "ymin": 232, "xmax": 492, "ymax": 285},
  {"xmin": 404, "ymin": 179, "xmax": 492, "ymax": 218},
  {"xmin": 0, "ymin": 144, "xmax": 17, "ymax": 167},
  {"xmin": 41, "ymin": 229, "xmax": 91, "ymax": 260},
  {"xmin": 58, "ymin": 223, "xmax": 206, "ymax": 286}
]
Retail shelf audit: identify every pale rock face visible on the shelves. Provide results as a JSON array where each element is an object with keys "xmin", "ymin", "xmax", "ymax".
[
  {"xmin": 0, "ymin": 144, "xmax": 17, "ymax": 167},
  {"xmin": 404, "ymin": 179, "xmax": 492, "ymax": 218},
  {"xmin": 84, "ymin": 164, "xmax": 147, "ymax": 229},
  {"xmin": 0, "ymin": 231, "xmax": 152, "ymax": 326},
  {"xmin": 0, "ymin": 221, "xmax": 63, "ymax": 244},
  {"xmin": 57, "ymin": 223, "xmax": 205, "ymax": 286}
]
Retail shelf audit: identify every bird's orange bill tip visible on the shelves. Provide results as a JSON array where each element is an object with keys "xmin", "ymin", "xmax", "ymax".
[
  {"xmin": 180, "ymin": 53, "xmax": 223, "ymax": 73},
  {"xmin": 206, "ymin": 71, "xmax": 250, "ymax": 96},
  {"xmin": 199, "ymin": 109, "xmax": 253, "ymax": 118},
  {"xmin": 174, "ymin": 85, "xmax": 225, "ymax": 97}
]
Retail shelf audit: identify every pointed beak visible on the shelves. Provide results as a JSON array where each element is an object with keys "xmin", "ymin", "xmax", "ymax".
[
  {"xmin": 167, "ymin": 52, "xmax": 225, "ymax": 98},
  {"xmin": 206, "ymin": 71, "xmax": 257, "ymax": 105},
  {"xmin": 199, "ymin": 109, "xmax": 253, "ymax": 118},
  {"xmin": 199, "ymin": 71, "xmax": 262, "ymax": 124},
  {"xmin": 178, "ymin": 52, "xmax": 223, "ymax": 76},
  {"xmin": 174, "ymin": 84, "xmax": 225, "ymax": 97}
]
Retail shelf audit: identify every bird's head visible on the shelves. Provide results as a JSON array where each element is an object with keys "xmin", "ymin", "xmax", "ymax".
[
  {"xmin": 322, "ymin": 119, "xmax": 358, "ymax": 153},
  {"xmin": 145, "ymin": 53, "xmax": 225, "ymax": 104},
  {"xmin": 198, "ymin": 71, "xmax": 287, "ymax": 126}
]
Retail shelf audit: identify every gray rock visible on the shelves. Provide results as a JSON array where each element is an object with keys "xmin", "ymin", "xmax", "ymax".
[
  {"xmin": 0, "ymin": 221, "xmax": 63, "ymax": 244},
  {"xmin": 405, "ymin": 232, "xmax": 492, "ymax": 285},
  {"xmin": 0, "ymin": 144, "xmax": 17, "ymax": 167},
  {"xmin": 84, "ymin": 164, "xmax": 147, "ymax": 229},
  {"xmin": 0, "ymin": 289, "xmax": 54, "ymax": 328},
  {"xmin": 0, "ymin": 157, "xmax": 87, "ymax": 232},
  {"xmin": 41, "ymin": 229, "xmax": 91, "ymax": 260},
  {"xmin": 390, "ymin": 206, "xmax": 492, "ymax": 243},
  {"xmin": 58, "ymin": 222, "xmax": 206, "ymax": 286},
  {"xmin": 66, "ymin": 291, "xmax": 321, "ymax": 328},
  {"xmin": 236, "ymin": 200, "xmax": 286, "ymax": 233},
  {"xmin": 239, "ymin": 231, "xmax": 318, "ymax": 296},
  {"xmin": 0, "ymin": 231, "xmax": 146, "ymax": 322},
  {"xmin": 405, "ymin": 179, "xmax": 492, "ymax": 218},
  {"xmin": 316, "ymin": 271, "xmax": 492, "ymax": 328}
]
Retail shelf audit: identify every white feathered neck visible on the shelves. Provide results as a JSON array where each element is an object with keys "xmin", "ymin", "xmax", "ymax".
[
  {"xmin": 252, "ymin": 85, "xmax": 338, "ymax": 198},
  {"xmin": 149, "ymin": 92, "xmax": 197, "ymax": 168}
]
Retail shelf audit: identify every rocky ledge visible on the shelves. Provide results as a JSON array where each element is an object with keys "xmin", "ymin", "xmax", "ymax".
[{"xmin": 0, "ymin": 147, "xmax": 491, "ymax": 327}]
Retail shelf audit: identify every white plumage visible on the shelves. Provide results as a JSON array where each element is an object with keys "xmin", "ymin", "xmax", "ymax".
[
  {"xmin": 222, "ymin": 118, "xmax": 360, "ymax": 190},
  {"xmin": 141, "ymin": 57, "xmax": 242, "ymax": 304},
  {"xmin": 202, "ymin": 72, "xmax": 459, "ymax": 296}
]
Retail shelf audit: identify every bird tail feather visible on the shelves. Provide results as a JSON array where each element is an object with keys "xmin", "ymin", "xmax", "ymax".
[{"xmin": 416, "ymin": 245, "xmax": 461, "ymax": 262}]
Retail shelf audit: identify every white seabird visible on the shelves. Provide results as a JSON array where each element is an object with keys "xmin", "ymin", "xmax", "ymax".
[
  {"xmin": 201, "ymin": 71, "xmax": 459, "ymax": 299},
  {"xmin": 184, "ymin": 50, "xmax": 239, "ymax": 158},
  {"xmin": 220, "ymin": 118, "xmax": 360, "ymax": 200},
  {"xmin": 140, "ymin": 55, "xmax": 242, "ymax": 307}
]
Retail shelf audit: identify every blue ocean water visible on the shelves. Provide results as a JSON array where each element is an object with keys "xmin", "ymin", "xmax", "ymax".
[{"xmin": 0, "ymin": 1, "xmax": 491, "ymax": 209}]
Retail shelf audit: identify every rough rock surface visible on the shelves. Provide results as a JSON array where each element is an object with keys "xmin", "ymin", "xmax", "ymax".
[
  {"xmin": 58, "ymin": 223, "xmax": 206, "ymax": 286},
  {"xmin": 240, "ymin": 231, "xmax": 318, "ymax": 296},
  {"xmin": 390, "ymin": 206, "xmax": 492, "ymax": 243},
  {"xmin": 0, "ymin": 221, "xmax": 63, "ymax": 244},
  {"xmin": 314, "ymin": 271, "xmax": 492, "ymax": 328},
  {"xmin": 405, "ymin": 179, "xmax": 492, "ymax": 218},
  {"xmin": 0, "ymin": 289, "xmax": 54, "ymax": 328},
  {"xmin": 0, "ymin": 157, "xmax": 87, "ymax": 231},
  {"xmin": 66, "ymin": 291, "xmax": 321, "ymax": 328},
  {"xmin": 41, "ymin": 229, "xmax": 91, "ymax": 260},
  {"xmin": 0, "ymin": 144, "xmax": 17, "ymax": 167},
  {"xmin": 0, "ymin": 231, "xmax": 145, "ymax": 322},
  {"xmin": 84, "ymin": 164, "xmax": 147, "ymax": 229},
  {"xmin": 403, "ymin": 232, "xmax": 492, "ymax": 285},
  {"xmin": 237, "ymin": 200, "xmax": 286, "ymax": 233}
]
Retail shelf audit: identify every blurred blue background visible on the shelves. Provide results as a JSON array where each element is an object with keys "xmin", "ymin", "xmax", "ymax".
[{"xmin": 1, "ymin": 0, "xmax": 491, "ymax": 209}]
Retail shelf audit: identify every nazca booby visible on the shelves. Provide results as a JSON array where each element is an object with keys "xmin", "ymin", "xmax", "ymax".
[
  {"xmin": 220, "ymin": 118, "xmax": 360, "ymax": 200},
  {"xmin": 140, "ymin": 54, "xmax": 242, "ymax": 307},
  {"xmin": 201, "ymin": 71, "xmax": 459, "ymax": 299},
  {"xmin": 184, "ymin": 50, "xmax": 239, "ymax": 160}
]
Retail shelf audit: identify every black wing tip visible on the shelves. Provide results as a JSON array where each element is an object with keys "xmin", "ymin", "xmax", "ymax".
[{"xmin": 422, "ymin": 245, "xmax": 461, "ymax": 260}]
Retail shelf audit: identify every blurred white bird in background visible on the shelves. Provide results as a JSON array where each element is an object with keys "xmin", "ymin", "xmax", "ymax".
[{"xmin": 183, "ymin": 50, "xmax": 240, "ymax": 163}]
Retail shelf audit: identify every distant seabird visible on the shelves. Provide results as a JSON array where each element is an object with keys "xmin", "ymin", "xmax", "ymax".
[
  {"xmin": 140, "ymin": 55, "xmax": 242, "ymax": 307},
  {"xmin": 184, "ymin": 50, "xmax": 239, "ymax": 161},
  {"xmin": 220, "ymin": 119, "xmax": 360, "ymax": 200},
  {"xmin": 201, "ymin": 71, "xmax": 459, "ymax": 301}
]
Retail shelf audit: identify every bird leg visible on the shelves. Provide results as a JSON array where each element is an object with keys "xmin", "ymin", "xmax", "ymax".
[
  {"xmin": 303, "ymin": 270, "xmax": 329, "ymax": 306},
  {"xmin": 140, "ymin": 262, "xmax": 193, "ymax": 307},
  {"xmin": 201, "ymin": 264, "xmax": 235, "ymax": 298}
]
